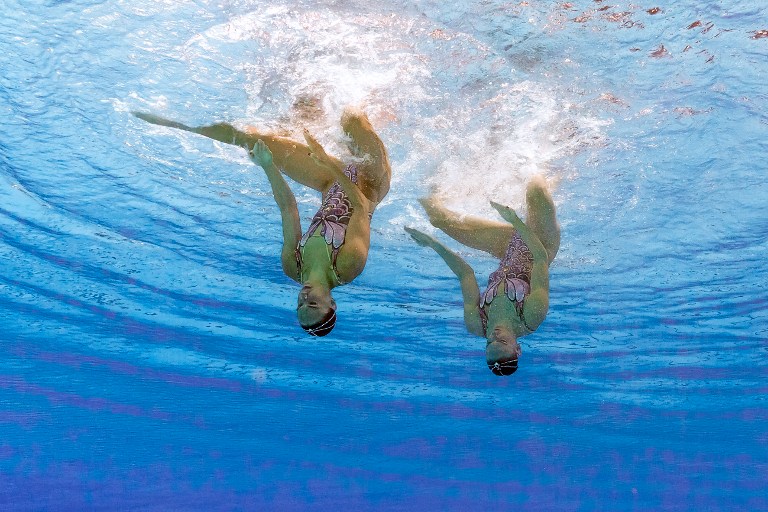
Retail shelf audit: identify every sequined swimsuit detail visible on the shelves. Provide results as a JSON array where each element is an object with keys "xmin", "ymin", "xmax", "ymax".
[
  {"xmin": 295, "ymin": 165, "xmax": 358, "ymax": 285},
  {"xmin": 478, "ymin": 231, "xmax": 534, "ymax": 335}
]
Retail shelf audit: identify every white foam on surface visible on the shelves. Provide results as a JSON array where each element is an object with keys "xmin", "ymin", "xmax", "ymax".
[{"xmin": 140, "ymin": 3, "xmax": 609, "ymax": 234}]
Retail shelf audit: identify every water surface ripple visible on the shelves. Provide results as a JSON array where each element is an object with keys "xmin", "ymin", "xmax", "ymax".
[{"xmin": 1, "ymin": 0, "xmax": 766, "ymax": 510}]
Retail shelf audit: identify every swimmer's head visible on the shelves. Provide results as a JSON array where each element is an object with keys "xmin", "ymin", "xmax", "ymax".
[
  {"xmin": 297, "ymin": 284, "xmax": 337, "ymax": 337},
  {"xmin": 485, "ymin": 326, "xmax": 521, "ymax": 376}
]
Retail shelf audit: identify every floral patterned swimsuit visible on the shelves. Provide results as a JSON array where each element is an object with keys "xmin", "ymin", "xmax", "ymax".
[
  {"xmin": 478, "ymin": 231, "xmax": 534, "ymax": 335},
  {"xmin": 295, "ymin": 165, "xmax": 359, "ymax": 285}
]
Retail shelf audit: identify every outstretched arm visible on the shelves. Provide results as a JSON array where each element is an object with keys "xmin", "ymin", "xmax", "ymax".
[
  {"xmin": 303, "ymin": 129, "xmax": 372, "ymax": 212},
  {"xmin": 405, "ymin": 227, "xmax": 484, "ymax": 337},
  {"xmin": 249, "ymin": 140, "xmax": 302, "ymax": 282},
  {"xmin": 490, "ymin": 201, "xmax": 550, "ymax": 331}
]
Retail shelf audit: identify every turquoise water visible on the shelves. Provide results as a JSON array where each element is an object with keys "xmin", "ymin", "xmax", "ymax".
[{"xmin": 1, "ymin": 0, "xmax": 766, "ymax": 510}]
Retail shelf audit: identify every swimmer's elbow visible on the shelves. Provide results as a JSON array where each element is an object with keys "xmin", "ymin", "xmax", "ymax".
[
  {"xmin": 464, "ymin": 308, "xmax": 484, "ymax": 337},
  {"xmin": 280, "ymin": 252, "xmax": 301, "ymax": 283},
  {"xmin": 522, "ymin": 291, "xmax": 549, "ymax": 331}
]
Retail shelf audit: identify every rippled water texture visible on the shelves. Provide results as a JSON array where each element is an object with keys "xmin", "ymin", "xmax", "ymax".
[{"xmin": 1, "ymin": 0, "xmax": 767, "ymax": 510}]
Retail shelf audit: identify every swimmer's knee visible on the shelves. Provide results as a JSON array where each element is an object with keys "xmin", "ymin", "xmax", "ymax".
[
  {"xmin": 526, "ymin": 176, "xmax": 549, "ymax": 196},
  {"xmin": 526, "ymin": 177, "xmax": 555, "ymax": 210},
  {"xmin": 341, "ymin": 107, "xmax": 371, "ymax": 133},
  {"xmin": 341, "ymin": 106, "xmax": 365, "ymax": 121}
]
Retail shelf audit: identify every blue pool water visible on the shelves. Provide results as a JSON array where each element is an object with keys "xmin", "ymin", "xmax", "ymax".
[{"xmin": 1, "ymin": 0, "xmax": 766, "ymax": 510}]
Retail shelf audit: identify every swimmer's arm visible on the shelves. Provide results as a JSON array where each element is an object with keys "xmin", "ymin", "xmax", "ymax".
[
  {"xmin": 248, "ymin": 140, "xmax": 301, "ymax": 282},
  {"xmin": 521, "ymin": 260, "xmax": 550, "ymax": 332},
  {"xmin": 333, "ymin": 221, "xmax": 369, "ymax": 283},
  {"xmin": 489, "ymin": 201, "xmax": 549, "ymax": 263},
  {"xmin": 303, "ymin": 129, "xmax": 372, "ymax": 212},
  {"xmin": 404, "ymin": 227, "xmax": 484, "ymax": 337},
  {"xmin": 490, "ymin": 201, "xmax": 551, "ymax": 330}
]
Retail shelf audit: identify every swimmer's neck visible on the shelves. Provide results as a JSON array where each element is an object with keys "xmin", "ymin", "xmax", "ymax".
[
  {"xmin": 486, "ymin": 307, "xmax": 528, "ymax": 339},
  {"xmin": 301, "ymin": 260, "xmax": 336, "ymax": 290}
]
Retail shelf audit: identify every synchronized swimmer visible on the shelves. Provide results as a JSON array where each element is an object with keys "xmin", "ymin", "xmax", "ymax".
[
  {"xmin": 134, "ymin": 109, "xmax": 559, "ymax": 375},
  {"xmin": 134, "ymin": 109, "xmax": 391, "ymax": 336},
  {"xmin": 406, "ymin": 178, "xmax": 560, "ymax": 375}
]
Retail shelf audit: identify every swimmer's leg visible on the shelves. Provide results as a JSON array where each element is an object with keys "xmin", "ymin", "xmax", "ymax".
[
  {"xmin": 132, "ymin": 112, "xmax": 342, "ymax": 192},
  {"xmin": 525, "ymin": 176, "xmax": 560, "ymax": 264},
  {"xmin": 341, "ymin": 108, "xmax": 391, "ymax": 204},
  {"xmin": 133, "ymin": 113, "xmax": 251, "ymax": 146},
  {"xmin": 420, "ymin": 197, "xmax": 513, "ymax": 260}
]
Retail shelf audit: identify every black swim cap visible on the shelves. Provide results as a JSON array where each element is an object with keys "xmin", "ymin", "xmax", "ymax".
[
  {"xmin": 301, "ymin": 309, "xmax": 336, "ymax": 337},
  {"xmin": 487, "ymin": 358, "xmax": 518, "ymax": 376},
  {"xmin": 486, "ymin": 340, "xmax": 521, "ymax": 376}
]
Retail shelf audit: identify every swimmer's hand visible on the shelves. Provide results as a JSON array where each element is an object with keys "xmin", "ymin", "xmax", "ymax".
[
  {"xmin": 404, "ymin": 226, "xmax": 438, "ymax": 248},
  {"xmin": 247, "ymin": 139, "xmax": 273, "ymax": 169},
  {"xmin": 303, "ymin": 129, "xmax": 335, "ymax": 169},
  {"xmin": 491, "ymin": 200, "xmax": 548, "ymax": 262},
  {"xmin": 303, "ymin": 128, "xmax": 369, "ymax": 211},
  {"xmin": 490, "ymin": 200, "xmax": 523, "ymax": 226}
]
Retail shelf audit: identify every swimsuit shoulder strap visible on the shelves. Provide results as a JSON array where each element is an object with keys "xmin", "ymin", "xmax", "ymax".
[{"xmin": 295, "ymin": 233, "xmax": 346, "ymax": 287}]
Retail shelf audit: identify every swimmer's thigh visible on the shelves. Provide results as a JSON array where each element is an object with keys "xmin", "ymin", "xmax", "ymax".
[
  {"xmin": 245, "ymin": 129, "xmax": 341, "ymax": 193},
  {"xmin": 422, "ymin": 200, "xmax": 513, "ymax": 259},
  {"xmin": 341, "ymin": 110, "xmax": 391, "ymax": 203}
]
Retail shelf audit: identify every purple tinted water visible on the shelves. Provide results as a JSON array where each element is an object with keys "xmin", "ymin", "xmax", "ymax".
[{"xmin": 1, "ymin": 0, "xmax": 766, "ymax": 510}]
